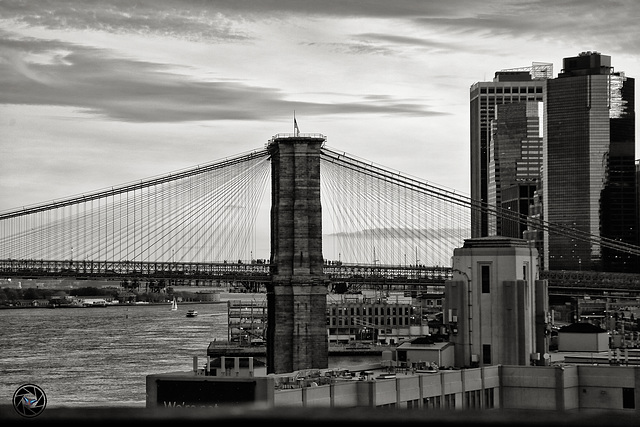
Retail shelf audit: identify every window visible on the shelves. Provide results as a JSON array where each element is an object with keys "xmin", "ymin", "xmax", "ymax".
[
  {"xmin": 423, "ymin": 395, "xmax": 441, "ymax": 409},
  {"xmin": 484, "ymin": 388, "xmax": 494, "ymax": 409},
  {"xmin": 481, "ymin": 265, "xmax": 491, "ymax": 293},
  {"xmin": 444, "ymin": 393, "xmax": 456, "ymax": 409},
  {"xmin": 483, "ymin": 344, "xmax": 492, "ymax": 365},
  {"xmin": 623, "ymin": 388, "xmax": 635, "ymax": 409},
  {"xmin": 406, "ymin": 399, "xmax": 420, "ymax": 409},
  {"xmin": 465, "ymin": 390, "xmax": 481, "ymax": 409}
]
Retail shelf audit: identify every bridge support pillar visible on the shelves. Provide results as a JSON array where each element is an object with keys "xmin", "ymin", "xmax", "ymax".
[
  {"xmin": 267, "ymin": 282, "xmax": 328, "ymax": 373},
  {"xmin": 267, "ymin": 134, "xmax": 328, "ymax": 374}
]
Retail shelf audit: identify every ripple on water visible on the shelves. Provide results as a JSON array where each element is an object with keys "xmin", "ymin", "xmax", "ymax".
[{"xmin": 0, "ymin": 302, "xmax": 227, "ymax": 407}]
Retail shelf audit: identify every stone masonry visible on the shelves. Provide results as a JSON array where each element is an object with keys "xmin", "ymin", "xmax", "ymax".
[{"xmin": 266, "ymin": 135, "xmax": 328, "ymax": 374}]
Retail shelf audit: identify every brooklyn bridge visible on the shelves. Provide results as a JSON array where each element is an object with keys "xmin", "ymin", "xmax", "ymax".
[{"xmin": 1, "ymin": 133, "xmax": 639, "ymax": 298}]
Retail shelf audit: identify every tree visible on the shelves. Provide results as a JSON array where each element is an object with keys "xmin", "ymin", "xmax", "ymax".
[
  {"xmin": 3, "ymin": 288, "xmax": 20, "ymax": 301},
  {"xmin": 23, "ymin": 287, "xmax": 40, "ymax": 300}
]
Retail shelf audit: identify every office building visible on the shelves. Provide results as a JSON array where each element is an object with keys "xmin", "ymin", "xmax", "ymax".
[
  {"xmin": 543, "ymin": 52, "xmax": 637, "ymax": 272},
  {"xmin": 489, "ymin": 101, "xmax": 543, "ymax": 238},
  {"xmin": 637, "ymin": 159, "xmax": 640, "ymax": 250},
  {"xmin": 470, "ymin": 63, "xmax": 551, "ymax": 237}
]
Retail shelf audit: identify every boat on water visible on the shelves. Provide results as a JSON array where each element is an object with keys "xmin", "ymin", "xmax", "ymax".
[
  {"xmin": 170, "ymin": 298, "xmax": 178, "ymax": 311},
  {"xmin": 186, "ymin": 309, "xmax": 198, "ymax": 317}
]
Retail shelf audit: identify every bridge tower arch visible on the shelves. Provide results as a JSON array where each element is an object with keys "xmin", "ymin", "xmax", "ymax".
[{"xmin": 266, "ymin": 133, "xmax": 328, "ymax": 374}]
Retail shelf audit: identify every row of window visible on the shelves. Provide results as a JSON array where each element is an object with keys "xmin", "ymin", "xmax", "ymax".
[
  {"xmin": 329, "ymin": 306, "xmax": 415, "ymax": 316},
  {"xmin": 479, "ymin": 96, "xmax": 543, "ymax": 105},
  {"xmin": 401, "ymin": 388, "xmax": 496, "ymax": 410},
  {"xmin": 480, "ymin": 87, "xmax": 543, "ymax": 94},
  {"xmin": 387, "ymin": 387, "xmax": 632, "ymax": 411},
  {"xmin": 327, "ymin": 316, "xmax": 412, "ymax": 326}
]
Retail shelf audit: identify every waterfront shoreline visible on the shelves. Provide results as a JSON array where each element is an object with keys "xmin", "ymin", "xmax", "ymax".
[{"xmin": 0, "ymin": 300, "xmax": 225, "ymax": 309}]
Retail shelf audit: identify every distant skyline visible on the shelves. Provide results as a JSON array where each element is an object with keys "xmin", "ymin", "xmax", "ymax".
[{"xmin": 1, "ymin": 0, "xmax": 639, "ymax": 212}]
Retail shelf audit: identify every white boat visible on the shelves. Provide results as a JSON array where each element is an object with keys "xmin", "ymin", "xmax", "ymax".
[
  {"xmin": 186, "ymin": 310, "xmax": 198, "ymax": 318},
  {"xmin": 170, "ymin": 298, "xmax": 178, "ymax": 311}
]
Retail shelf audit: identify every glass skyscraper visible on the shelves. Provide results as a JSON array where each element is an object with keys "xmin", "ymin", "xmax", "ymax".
[
  {"xmin": 470, "ymin": 63, "xmax": 551, "ymax": 237},
  {"xmin": 489, "ymin": 101, "xmax": 543, "ymax": 239},
  {"xmin": 543, "ymin": 52, "xmax": 637, "ymax": 272}
]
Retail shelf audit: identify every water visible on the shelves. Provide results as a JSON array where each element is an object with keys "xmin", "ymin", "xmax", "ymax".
[
  {"xmin": 0, "ymin": 299, "xmax": 234, "ymax": 408},
  {"xmin": 0, "ymin": 292, "xmax": 378, "ymax": 410}
]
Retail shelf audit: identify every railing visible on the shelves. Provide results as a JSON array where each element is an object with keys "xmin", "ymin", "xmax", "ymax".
[
  {"xmin": 269, "ymin": 133, "xmax": 326, "ymax": 140},
  {"xmin": 2, "ymin": 258, "xmax": 638, "ymax": 295},
  {"xmin": 0, "ymin": 258, "xmax": 448, "ymax": 284}
]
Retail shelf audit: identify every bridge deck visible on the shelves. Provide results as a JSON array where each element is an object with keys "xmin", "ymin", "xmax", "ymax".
[{"xmin": 1, "ymin": 259, "xmax": 639, "ymax": 297}]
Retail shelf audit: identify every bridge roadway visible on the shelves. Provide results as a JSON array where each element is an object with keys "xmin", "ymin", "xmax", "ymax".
[
  {"xmin": 0, "ymin": 259, "xmax": 639, "ymax": 297},
  {"xmin": 0, "ymin": 258, "xmax": 449, "ymax": 284}
]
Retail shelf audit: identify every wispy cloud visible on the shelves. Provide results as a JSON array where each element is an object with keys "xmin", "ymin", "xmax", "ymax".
[
  {"xmin": 412, "ymin": 1, "xmax": 640, "ymax": 55},
  {"xmin": 0, "ymin": 34, "xmax": 443, "ymax": 122},
  {"xmin": 352, "ymin": 33, "xmax": 491, "ymax": 55},
  {"xmin": 0, "ymin": 0, "xmax": 251, "ymax": 43}
]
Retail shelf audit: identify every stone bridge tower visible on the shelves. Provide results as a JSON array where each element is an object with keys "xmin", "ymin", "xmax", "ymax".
[{"xmin": 266, "ymin": 133, "xmax": 328, "ymax": 374}]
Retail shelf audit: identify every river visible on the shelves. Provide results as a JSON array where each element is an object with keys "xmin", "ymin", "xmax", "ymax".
[
  {"xmin": 0, "ymin": 292, "xmax": 375, "ymax": 410},
  {"xmin": 0, "ymin": 294, "xmax": 260, "ymax": 409}
]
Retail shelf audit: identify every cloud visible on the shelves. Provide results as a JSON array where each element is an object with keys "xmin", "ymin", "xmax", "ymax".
[
  {"xmin": 0, "ymin": 33, "xmax": 445, "ymax": 122},
  {"xmin": 4, "ymin": 0, "xmax": 638, "ymax": 62},
  {"xmin": 412, "ymin": 1, "xmax": 640, "ymax": 55},
  {"xmin": 353, "ymin": 33, "xmax": 490, "ymax": 55},
  {"xmin": 0, "ymin": 0, "xmax": 490, "ymax": 28},
  {"xmin": 0, "ymin": 0, "xmax": 251, "ymax": 43}
]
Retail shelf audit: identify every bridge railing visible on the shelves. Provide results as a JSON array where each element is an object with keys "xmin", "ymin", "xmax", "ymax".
[
  {"xmin": 269, "ymin": 133, "xmax": 327, "ymax": 140},
  {"xmin": 0, "ymin": 258, "xmax": 450, "ymax": 283},
  {"xmin": 3, "ymin": 259, "xmax": 638, "ymax": 295}
]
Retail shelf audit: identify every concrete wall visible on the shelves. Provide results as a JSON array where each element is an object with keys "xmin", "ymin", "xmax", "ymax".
[
  {"xmin": 401, "ymin": 344, "xmax": 454, "ymax": 368},
  {"xmin": 500, "ymin": 365, "xmax": 640, "ymax": 412},
  {"xmin": 577, "ymin": 365, "xmax": 639, "ymax": 411},
  {"xmin": 559, "ymin": 332, "xmax": 609, "ymax": 352},
  {"xmin": 332, "ymin": 381, "xmax": 360, "ymax": 407},
  {"xmin": 270, "ymin": 367, "xmax": 501, "ymax": 410},
  {"xmin": 444, "ymin": 237, "xmax": 542, "ymax": 368},
  {"xmin": 269, "ymin": 365, "xmax": 638, "ymax": 412},
  {"xmin": 147, "ymin": 365, "xmax": 638, "ymax": 413},
  {"xmin": 500, "ymin": 365, "xmax": 563, "ymax": 410}
]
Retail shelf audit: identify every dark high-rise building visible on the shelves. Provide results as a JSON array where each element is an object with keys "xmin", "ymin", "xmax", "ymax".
[
  {"xmin": 637, "ymin": 159, "xmax": 640, "ymax": 248},
  {"xmin": 543, "ymin": 52, "xmax": 637, "ymax": 272},
  {"xmin": 470, "ymin": 63, "xmax": 551, "ymax": 237}
]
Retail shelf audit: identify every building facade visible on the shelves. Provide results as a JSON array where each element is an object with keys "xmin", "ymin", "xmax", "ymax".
[
  {"xmin": 543, "ymin": 52, "xmax": 638, "ymax": 272},
  {"xmin": 443, "ymin": 237, "xmax": 549, "ymax": 368},
  {"xmin": 470, "ymin": 63, "xmax": 551, "ymax": 237},
  {"xmin": 147, "ymin": 363, "xmax": 640, "ymax": 413},
  {"xmin": 489, "ymin": 101, "xmax": 543, "ymax": 238},
  {"xmin": 326, "ymin": 297, "xmax": 428, "ymax": 346}
]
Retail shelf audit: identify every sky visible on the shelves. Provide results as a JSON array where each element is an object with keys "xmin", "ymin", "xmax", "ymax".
[{"xmin": 1, "ymin": 0, "xmax": 640, "ymax": 213}]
